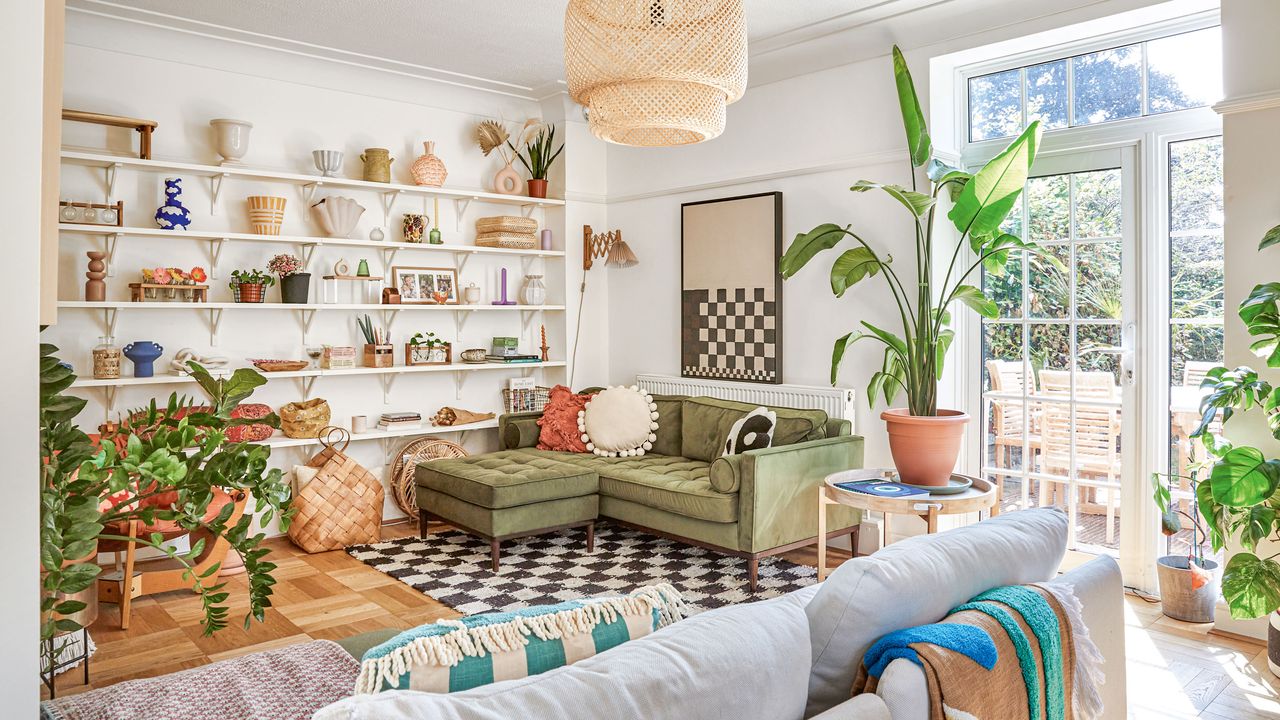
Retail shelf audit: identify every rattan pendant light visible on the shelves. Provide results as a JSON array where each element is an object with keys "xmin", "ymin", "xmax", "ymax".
[{"xmin": 564, "ymin": 0, "xmax": 748, "ymax": 147}]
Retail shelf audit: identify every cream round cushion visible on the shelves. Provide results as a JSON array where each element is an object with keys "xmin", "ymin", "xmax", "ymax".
[{"xmin": 577, "ymin": 385, "xmax": 659, "ymax": 457}]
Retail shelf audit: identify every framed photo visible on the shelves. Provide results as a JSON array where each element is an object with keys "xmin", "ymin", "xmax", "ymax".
[{"xmin": 391, "ymin": 266, "xmax": 460, "ymax": 304}]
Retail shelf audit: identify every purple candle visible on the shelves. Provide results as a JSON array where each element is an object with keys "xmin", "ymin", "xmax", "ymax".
[{"xmin": 493, "ymin": 267, "xmax": 515, "ymax": 305}]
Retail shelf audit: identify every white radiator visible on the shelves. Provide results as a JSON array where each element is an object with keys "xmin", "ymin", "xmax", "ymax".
[{"xmin": 635, "ymin": 374, "xmax": 856, "ymax": 429}]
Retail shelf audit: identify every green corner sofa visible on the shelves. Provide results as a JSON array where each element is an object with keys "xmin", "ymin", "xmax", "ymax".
[{"xmin": 414, "ymin": 394, "xmax": 864, "ymax": 590}]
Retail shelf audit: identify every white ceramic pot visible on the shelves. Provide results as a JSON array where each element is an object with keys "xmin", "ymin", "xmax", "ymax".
[
  {"xmin": 519, "ymin": 274, "xmax": 547, "ymax": 305},
  {"xmin": 210, "ymin": 119, "xmax": 252, "ymax": 164},
  {"xmin": 313, "ymin": 149, "xmax": 344, "ymax": 177},
  {"xmin": 311, "ymin": 196, "xmax": 366, "ymax": 238}
]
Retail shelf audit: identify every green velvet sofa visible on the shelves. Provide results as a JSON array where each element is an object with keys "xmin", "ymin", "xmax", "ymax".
[{"xmin": 415, "ymin": 394, "xmax": 864, "ymax": 590}]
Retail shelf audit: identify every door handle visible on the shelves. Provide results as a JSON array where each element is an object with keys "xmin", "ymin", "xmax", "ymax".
[{"xmin": 1120, "ymin": 322, "xmax": 1136, "ymax": 386}]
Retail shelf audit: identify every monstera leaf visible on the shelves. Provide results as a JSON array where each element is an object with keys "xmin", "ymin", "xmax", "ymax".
[
  {"xmin": 1210, "ymin": 446, "xmax": 1280, "ymax": 507},
  {"xmin": 1222, "ymin": 552, "xmax": 1280, "ymax": 619}
]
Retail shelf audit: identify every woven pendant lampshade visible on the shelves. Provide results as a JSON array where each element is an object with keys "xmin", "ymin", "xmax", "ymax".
[{"xmin": 564, "ymin": 0, "xmax": 748, "ymax": 147}]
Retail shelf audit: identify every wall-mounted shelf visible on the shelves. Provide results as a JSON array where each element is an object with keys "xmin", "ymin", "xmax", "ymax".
[{"xmin": 260, "ymin": 418, "xmax": 499, "ymax": 462}]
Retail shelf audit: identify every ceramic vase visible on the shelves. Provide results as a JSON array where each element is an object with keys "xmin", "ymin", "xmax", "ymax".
[
  {"xmin": 402, "ymin": 213, "xmax": 426, "ymax": 243},
  {"xmin": 246, "ymin": 196, "xmax": 287, "ymax": 235},
  {"xmin": 154, "ymin": 177, "xmax": 192, "ymax": 230},
  {"xmin": 209, "ymin": 119, "xmax": 252, "ymax": 164},
  {"xmin": 84, "ymin": 251, "xmax": 107, "ymax": 301},
  {"xmin": 493, "ymin": 162, "xmax": 522, "ymax": 195},
  {"xmin": 462, "ymin": 283, "xmax": 481, "ymax": 305},
  {"xmin": 280, "ymin": 273, "xmax": 311, "ymax": 304},
  {"xmin": 361, "ymin": 148, "xmax": 394, "ymax": 183},
  {"xmin": 311, "ymin": 196, "xmax": 365, "ymax": 237},
  {"xmin": 519, "ymin": 274, "xmax": 546, "ymax": 305},
  {"xmin": 527, "ymin": 179, "xmax": 548, "ymax": 199},
  {"xmin": 123, "ymin": 340, "xmax": 163, "ymax": 378},
  {"xmin": 312, "ymin": 149, "xmax": 344, "ymax": 177},
  {"xmin": 410, "ymin": 141, "xmax": 448, "ymax": 187}
]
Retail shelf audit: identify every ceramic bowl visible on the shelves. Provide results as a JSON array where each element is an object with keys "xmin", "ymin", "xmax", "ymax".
[
  {"xmin": 311, "ymin": 196, "xmax": 365, "ymax": 238},
  {"xmin": 460, "ymin": 348, "xmax": 487, "ymax": 363},
  {"xmin": 312, "ymin": 149, "xmax": 343, "ymax": 177}
]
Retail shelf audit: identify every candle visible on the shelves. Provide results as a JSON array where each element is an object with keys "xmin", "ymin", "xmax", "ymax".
[
  {"xmin": 501, "ymin": 268, "xmax": 507, "ymax": 302},
  {"xmin": 433, "ymin": 197, "xmax": 439, "ymax": 228}
]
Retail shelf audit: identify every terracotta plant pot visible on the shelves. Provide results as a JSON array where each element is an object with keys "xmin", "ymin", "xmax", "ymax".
[
  {"xmin": 881, "ymin": 408, "xmax": 969, "ymax": 486},
  {"xmin": 236, "ymin": 282, "xmax": 266, "ymax": 303},
  {"xmin": 1156, "ymin": 555, "xmax": 1218, "ymax": 623},
  {"xmin": 527, "ymin": 179, "xmax": 548, "ymax": 199}
]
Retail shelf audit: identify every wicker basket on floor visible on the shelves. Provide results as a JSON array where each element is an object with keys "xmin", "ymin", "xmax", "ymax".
[
  {"xmin": 288, "ymin": 426, "xmax": 383, "ymax": 553},
  {"xmin": 390, "ymin": 437, "xmax": 469, "ymax": 518}
]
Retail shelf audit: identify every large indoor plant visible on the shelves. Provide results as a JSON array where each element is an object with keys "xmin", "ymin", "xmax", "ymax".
[
  {"xmin": 508, "ymin": 120, "xmax": 564, "ymax": 199},
  {"xmin": 40, "ymin": 342, "xmax": 294, "ymax": 674},
  {"xmin": 780, "ymin": 46, "xmax": 1043, "ymax": 485}
]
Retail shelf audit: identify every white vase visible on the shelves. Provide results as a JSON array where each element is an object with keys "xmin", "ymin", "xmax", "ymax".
[
  {"xmin": 210, "ymin": 119, "xmax": 252, "ymax": 164},
  {"xmin": 519, "ymin": 274, "xmax": 546, "ymax": 305}
]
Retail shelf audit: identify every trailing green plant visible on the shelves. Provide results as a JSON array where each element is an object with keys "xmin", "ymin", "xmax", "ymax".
[
  {"xmin": 228, "ymin": 268, "xmax": 275, "ymax": 287},
  {"xmin": 409, "ymin": 331, "xmax": 447, "ymax": 347},
  {"xmin": 779, "ymin": 46, "xmax": 1045, "ymax": 415},
  {"xmin": 508, "ymin": 121, "xmax": 564, "ymax": 181},
  {"xmin": 40, "ymin": 342, "xmax": 294, "ymax": 672}
]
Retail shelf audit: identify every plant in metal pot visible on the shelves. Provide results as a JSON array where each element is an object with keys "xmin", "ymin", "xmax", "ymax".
[
  {"xmin": 40, "ymin": 342, "xmax": 294, "ymax": 675},
  {"xmin": 779, "ymin": 46, "xmax": 1046, "ymax": 486},
  {"xmin": 1150, "ymin": 450, "xmax": 1219, "ymax": 622},
  {"xmin": 228, "ymin": 267, "xmax": 274, "ymax": 303},
  {"xmin": 267, "ymin": 253, "xmax": 309, "ymax": 304}
]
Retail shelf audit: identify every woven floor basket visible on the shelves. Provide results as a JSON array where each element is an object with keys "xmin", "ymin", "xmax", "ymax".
[
  {"xmin": 289, "ymin": 426, "xmax": 383, "ymax": 553},
  {"xmin": 390, "ymin": 437, "xmax": 469, "ymax": 517},
  {"xmin": 475, "ymin": 215, "xmax": 538, "ymax": 235},
  {"xmin": 475, "ymin": 232, "xmax": 538, "ymax": 249}
]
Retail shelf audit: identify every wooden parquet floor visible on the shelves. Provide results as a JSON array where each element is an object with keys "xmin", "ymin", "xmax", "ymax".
[{"xmin": 42, "ymin": 524, "xmax": 1280, "ymax": 719}]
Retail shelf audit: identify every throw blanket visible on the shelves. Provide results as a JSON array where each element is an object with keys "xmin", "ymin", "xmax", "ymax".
[{"xmin": 852, "ymin": 583, "xmax": 1105, "ymax": 720}]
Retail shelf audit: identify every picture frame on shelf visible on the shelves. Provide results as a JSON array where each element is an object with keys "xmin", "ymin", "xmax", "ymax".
[{"xmin": 391, "ymin": 266, "xmax": 460, "ymax": 304}]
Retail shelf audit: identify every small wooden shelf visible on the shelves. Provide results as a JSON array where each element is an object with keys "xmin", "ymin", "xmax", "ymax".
[{"xmin": 257, "ymin": 418, "xmax": 499, "ymax": 451}]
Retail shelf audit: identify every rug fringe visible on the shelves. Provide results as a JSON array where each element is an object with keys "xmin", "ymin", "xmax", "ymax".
[{"xmin": 1036, "ymin": 582, "xmax": 1106, "ymax": 720}]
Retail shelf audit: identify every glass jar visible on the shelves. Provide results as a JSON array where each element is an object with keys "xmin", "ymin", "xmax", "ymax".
[
  {"xmin": 519, "ymin": 274, "xmax": 547, "ymax": 306},
  {"xmin": 92, "ymin": 336, "xmax": 122, "ymax": 379}
]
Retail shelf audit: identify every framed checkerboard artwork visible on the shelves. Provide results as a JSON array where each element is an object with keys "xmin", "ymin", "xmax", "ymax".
[{"xmin": 681, "ymin": 192, "xmax": 783, "ymax": 384}]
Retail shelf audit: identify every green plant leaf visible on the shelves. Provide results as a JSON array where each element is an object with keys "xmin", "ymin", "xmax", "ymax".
[
  {"xmin": 829, "ymin": 247, "xmax": 883, "ymax": 297},
  {"xmin": 1209, "ymin": 446, "xmax": 1280, "ymax": 507},
  {"xmin": 849, "ymin": 181, "xmax": 935, "ymax": 217},
  {"xmin": 891, "ymin": 46, "xmax": 931, "ymax": 168},
  {"xmin": 859, "ymin": 321, "xmax": 908, "ymax": 357},
  {"xmin": 1196, "ymin": 480, "xmax": 1227, "ymax": 551},
  {"xmin": 1192, "ymin": 365, "xmax": 1270, "ymax": 437},
  {"xmin": 830, "ymin": 332, "xmax": 867, "ymax": 386},
  {"xmin": 948, "ymin": 122, "xmax": 1042, "ymax": 238},
  {"xmin": 935, "ymin": 328, "xmax": 955, "ymax": 375},
  {"xmin": 1260, "ymin": 223, "xmax": 1280, "ymax": 251},
  {"xmin": 950, "ymin": 285, "xmax": 998, "ymax": 318},
  {"xmin": 780, "ymin": 224, "xmax": 849, "ymax": 278},
  {"xmin": 1222, "ymin": 552, "xmax": 1280, "ymax": 619},
  {"xmin": 1240, "ymin": 283, "xmax": 1280, "ymax": 367},
  {"xmin": 1234, "ymin": 505, "xmax": 1276, "ymax": 552}
]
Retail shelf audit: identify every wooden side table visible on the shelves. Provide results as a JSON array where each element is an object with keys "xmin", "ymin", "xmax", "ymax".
[{"xmin": 817, "ymin": 468, "xmax": 1000, "ymax": 581}]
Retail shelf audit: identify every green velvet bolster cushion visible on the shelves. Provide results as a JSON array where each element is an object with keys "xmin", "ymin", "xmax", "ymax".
[
  {"xmin": 499, "ymin": 412, "xmax": 544, "ymax": 450},
  {"xmin": 680, "ymin": 397, "xmax": 829, "ymax": 462}
]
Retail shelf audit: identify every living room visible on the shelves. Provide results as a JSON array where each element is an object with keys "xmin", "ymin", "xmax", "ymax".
[{"xmin": 8, "ymin": 0, "xmax": 1280, "ymax": 718}]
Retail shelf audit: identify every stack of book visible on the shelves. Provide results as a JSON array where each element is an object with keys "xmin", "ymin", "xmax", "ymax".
[
  {"xmin": 378, "ymin": 412, "xmax": 422, "ymax": 431},
  {"xmin": 486, "ymin": 354, "xmax": 541, "ymax": 364}
]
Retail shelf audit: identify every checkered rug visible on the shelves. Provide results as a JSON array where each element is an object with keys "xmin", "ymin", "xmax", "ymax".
[{"xmin": 347, "ymin": 524, "xmax": 817, "ymax": 615}]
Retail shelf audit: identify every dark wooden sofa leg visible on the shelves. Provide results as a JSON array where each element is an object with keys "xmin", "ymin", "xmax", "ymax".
[
  {"xmin": 849, "ymin": 524, "xmax": 861, "ymax": 558},
  {"xmin": 418, "ymin": 508, "xmax": 430, "ymax": 538},
  {"xmin": 585, "ymin": 522, "xmax": 595, "ymax": 553},
  {"xmin": 747, "ymin": 556, "xmax": 759, "ymax": 593},
  {"xmin": 490, "ymin": 539, "xmax": 501, "ymax": 571}
]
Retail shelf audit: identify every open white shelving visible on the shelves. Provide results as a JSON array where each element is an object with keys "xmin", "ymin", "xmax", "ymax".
[{"xmin": 259, "ymin": 418, "xmax": 500, "ymax": 462}]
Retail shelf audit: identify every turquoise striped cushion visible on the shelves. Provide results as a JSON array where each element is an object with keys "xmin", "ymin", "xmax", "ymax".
[{"xmin": 355, "ymin": 584, "xmax": 686, "ymax": 694}]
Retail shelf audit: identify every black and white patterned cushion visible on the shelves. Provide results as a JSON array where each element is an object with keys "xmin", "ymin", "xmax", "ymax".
[{"xmin": 723, "ymin": 406, "xmax": 776, "ymax": 456}]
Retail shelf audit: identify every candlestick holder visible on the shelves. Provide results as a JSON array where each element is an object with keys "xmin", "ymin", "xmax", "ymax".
[{"xmin": 492, "ymin": 267, "xmax": 516, "ymax": 305}]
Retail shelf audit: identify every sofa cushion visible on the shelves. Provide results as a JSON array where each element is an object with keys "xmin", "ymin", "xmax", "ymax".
[
  {"xmin": 650, "ymin": 394, "xmax": 684, "ymax": 457},
  {"xmin": 804, "ymin": 508, "xmax": 1069, "ymax": 716},
  {"xmin": 680, "ymin": 397, "xmax": 827, "ymax": 462},
  {"xmin": 598, "ymin": 458, "xmax": 735, "ymax": 524},
  {"xmin": 415, "ymin": 450, "xmax": 597, "ymax": 509},
  {"xmin": 314, "ymin": 592, "xmax": 813, "ymax": 720}
]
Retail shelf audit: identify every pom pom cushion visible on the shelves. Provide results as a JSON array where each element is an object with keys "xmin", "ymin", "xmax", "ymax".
[
  {"xmin": 578, "ymin": 385, "xmax": 659, "ymax": 457},
  {"xmin": 723, "ymin": 406, "xmax": 776, "ymax": 456},
  {"xmin": 536, "ymin": 385, "xmax": 592, "ymax": 452}
]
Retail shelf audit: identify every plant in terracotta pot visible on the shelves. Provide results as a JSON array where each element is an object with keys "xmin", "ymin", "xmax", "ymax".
[
  {"xmin": 509, "ymin": 120, "xmax": 564, "ymax": 199},
  {"xmin": 267, "ymin": 253, "xmax": 310, "ymax": 304},
  {"xmin": 779, "ymin": 46, "xmax": 1045, "ymax": 486},
  {"xmin": 229, "ymin": 267, "xmax": 274, "ymax": 303}
]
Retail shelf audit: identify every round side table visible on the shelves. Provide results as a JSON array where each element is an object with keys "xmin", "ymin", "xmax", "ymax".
[{"xmin": 817, "ymin": 468, "xmax": 1000, "ymax": 581}]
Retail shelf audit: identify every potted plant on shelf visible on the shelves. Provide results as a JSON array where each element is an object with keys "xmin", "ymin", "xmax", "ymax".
[
  {"xmin": 406, "ymin": 331, "xmax": 452, "ymax": 366},
  {"xmin": 779, "ymin": 46, "xmax": 1045, "ymax": 486},
  {"xmin": 39, "ymin": 342, "xmax": 293, "ymax": 675},
  {"xmin": 508, "ymin": 120, "xmax": 564, "ymax": 199},
  {"xmin": 268, "ymin": 253, "xmax": 310, "ymax": 304},
  {"xmin": 229, "ymin": 267, "xmax": 274, "ymax": 303}
]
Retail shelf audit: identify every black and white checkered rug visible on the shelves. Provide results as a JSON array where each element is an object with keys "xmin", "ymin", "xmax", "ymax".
[{"xmin": 347, "ymin": 524, "xmax": 817, "ymax": 615}]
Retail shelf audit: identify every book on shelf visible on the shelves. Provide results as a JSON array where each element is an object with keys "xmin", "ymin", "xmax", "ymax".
[
  {"xmin": 380, "ymin": 412, "xmax": 422, "ymax": 421},
  {"xmin": 378, "ymin": 420, "xmax": 423, "ymax": 430},
  {"xmin": 486, "ymin": 354, "xmax": 541, "ymax": 363}
]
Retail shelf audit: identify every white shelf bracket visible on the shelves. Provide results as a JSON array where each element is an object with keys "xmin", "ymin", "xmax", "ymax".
[
  {"xmin": 382, "ymin": 438, "xmax": 395, "ymax": 465},
  {"xmin": 458, "ymin": 429, "xmax": 474, "ymax": 446},
  {"xmin": 380, "ymin": 373, "xmax": 397, "ymax": 404},
  {"xmin": 380, "ymin": 308, "xmax": 399, "ymax": 333},
  {"xmin": 452, "ymin": 370, "xmax": 468, "ymax": 400},
  {"xmin": 456, "ymin": 253, "xmax": 471, "ymax": 276},
  {"xmin": 103, "ymin": 233, "xmax": 120, "ymax": 277},
  {"xmin": 522, "ymin": 366, "xmax": 536, "ymax": 379},
  {"xmin": 453, "ymin": 198, "xmax": 473, "ymax": 232},
  {"xmin": 208, "ymin": 238, "xmax": 226, "ymax": 279},
  {"xmin": 104, "ymin": 163, "xmax": 121, "ymax": 202},
  {"xmin": 102, "ymin": 307, "xmax": 119, "ymax": 338},
  {"xmin": 379, "ymin": 190, "xmax": 402, "ymax": 225},
  {"xmin": 520, "ymin": 204, "xmax": 537, "ymax": 218},
  {"xmin": 209, "ymin": 173, "xmax": 230, "ymax": 215},
  {"xmin": 300, "ymin": 243, "xmax": 318, "ymax": 272},
  {"xmin": 455, "ymin": 309, "xmax": 474, "ymax": 336},
  {"xmin": 303, "ymin": 181, "xmax": 323, "ymax": 206},
  {"xmin": 102, "ymin": 385, "xmax": 117, "ymax": 419},
  {"xmin": 521, "ymin": 309, "xmax": 537, "ymax": 334},
  {"xmin": 298, "ymin": 308, "xmax": 317, "ymax": 343},
  {"xmin": 378, "ymin": 246, "xmax": 399, "ymax": 271},
  {"xmin": 208, "ymin": 307, "xmax": 224, "ymax": 346},
  {"xmin": 300, "ymin": 374, "xmax": 318, "ymax": 399}
]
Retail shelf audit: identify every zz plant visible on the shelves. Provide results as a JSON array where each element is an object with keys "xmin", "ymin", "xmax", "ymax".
[{"xmin": 780, "ymin": 46, "xmax": 1045, "ymax": 415}]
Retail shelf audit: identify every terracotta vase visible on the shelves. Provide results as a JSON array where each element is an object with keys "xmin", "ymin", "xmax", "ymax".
[
  {"xmin": 881, "ymin": 408, "xmax": 969, "ymax": 486},
  {"xmin": 493, "ymin": 162, "xmax": 522, "ymax": 195},
  {"xmin": 410, "ymin": 141, "xmax": 447, "ymax": 187},
  {"xmin": 527, "ymin": 179, "xmax": 548, "ymax": 199},
  {"xmin": 85, "ymin": 251, "xmax": 107, "ymax": 301}
]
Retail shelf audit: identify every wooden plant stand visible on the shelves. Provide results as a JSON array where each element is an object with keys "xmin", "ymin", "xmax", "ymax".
[
  {"xmin": 63, "ymin": 109, "xmax": 158, "ymax": 160},
  {"xmin": 129, "ymin": 282, "xmax": 209, "ymax": 302}
]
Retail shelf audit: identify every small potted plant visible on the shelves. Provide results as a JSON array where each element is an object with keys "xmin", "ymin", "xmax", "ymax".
[
  {"xmin": 268, "ymin": 253, "xmax": 310, "ymax": 304},
  {"xmin": 508, "ymin": 120, "xmax": 564, "ymax": 199},
  {"xmin": 406, "ymin": 331, "xmax": 452, "ymax": 366},
  {"xmin": 229, "ymin": 268, "xmax": 274, "ymax": 303},
  {"xmin": 1150, "ymin": 457, "xmax": 1218, "ymax": 623}
]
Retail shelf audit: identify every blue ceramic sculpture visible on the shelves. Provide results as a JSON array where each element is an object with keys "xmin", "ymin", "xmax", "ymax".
[
  {"xmin": 123, "ymin": 341, "xmax": 163, "ymax": 378},
  {"xmin": 155, "ymin": 177, "xmax": 192, "ymax": 230}
]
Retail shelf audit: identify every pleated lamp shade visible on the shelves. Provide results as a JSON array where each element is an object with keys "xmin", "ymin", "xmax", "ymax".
[
  {"xmin": 564, "ymin": 0, "xmax": 748, "ymax": 147},
  {"xmin": 605, "ymin": 238, "xmax": 640, "ymax": 268}
]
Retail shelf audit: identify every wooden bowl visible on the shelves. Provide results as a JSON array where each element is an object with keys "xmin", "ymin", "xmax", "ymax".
[{"xmin": 250, "ymin": 359, "xmax": 309, "ymax": 372}]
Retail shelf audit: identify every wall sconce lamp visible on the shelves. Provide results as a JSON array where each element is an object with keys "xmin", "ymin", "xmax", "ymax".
[{"xmin": 572, "ymin": 225, "xmax": 638, "ymax": 385}]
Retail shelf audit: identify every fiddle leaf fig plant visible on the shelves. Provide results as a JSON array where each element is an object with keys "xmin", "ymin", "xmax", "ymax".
[{"xmin": 780, "ymin": 46, "xmax": 1045, "ymax": 416}]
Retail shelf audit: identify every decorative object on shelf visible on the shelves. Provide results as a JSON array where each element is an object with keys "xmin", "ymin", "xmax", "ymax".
[
  {"xmin": 360, "ymin": 147, "xmax": 394, "ymax": 183},
  {"xmin": 154, "ymin": 177, "xmax": 192, "ymax": 231},
  {"xmin": 289, "ymin": 426, "xmax": 384, "ymax": 553},
  {"xmin": 249, "ymin": 359, "xmax": 309, "ymax": 372},
  {"xmin": 462, "ymin": 282, "xmax": 481, "ymax": 305},
  {"xmin": 357, "ymin": 314, "xmax": 394, "ymax": 367},
  {"xmin": 564, "ymin": 0, "xmax": 747, "ymax": 146},
  {"xmin": 84, "ymin": 251, "xmax": 107, "ymax": 302},
  {"xmin": 391, "ymin": 266, "xmax": 459, "ymax": 304},
  {"xmin": 305, "ymin": 346, "xmax": 323, "ymax": 368},
  {"xmin": 129, "ymin": 265, "xmax": 209, "ymax": 303},
  {"xmin": 356, "ymin": 259, "xmax": 371, "ymax": 277},
  {"xmin": 540, "ymin": 324, "xmax": 549, "ymax": 362},
  {"xmin": 225, "ymin": 403, "xmax": 275, "ymax": 443},
  {"xmin": 519, "ymin": 274, "xmax": 547, "ymax": 305},
  {"xmin": 311, "ymin": 196, "xmax": 365, "ymax": 238},
  {"xmin": 402, "ymin": 213, "xmax": 426, "ymax": 243},
  {"xmin": 431, "ymin": 406, "xmax": 495, "ymax": 427},
  {"xmin": 267, "ymin": 253, "xmax": 311, "ymax": 304},
  {"xmin": 280, "ymin": 398, "xmax": 332, "ymax": 439},
  {"xmin": 577, "ymin": 385, "xmax": 659, "ymax": 457},
  {"xmin": 390, "ymin": 437, "xmax": 468, "ymax": 517},
  {"xmin": 167, "ymin": 348, "xmax": 229, "ymax": 375},
  {"xmin": 246, "ymin": 195, "xmax": 287, "ymax": 235},
  {"xmin": 508, "ymin": 120, "xmax": 563, "ymax": 198},
  {"xmin": 406, "ymin": 331, "xmax": 451, "ymax": 365},
  {"xmin": 321, "ymin": 345, "xmax": 356, "ymax": 369},
  {"xmin": 491, "ymin": 336, "xmax": 520, "ymax": 357},
  {"xmin": 62, "ymin": 109, "xmax": 158, "ymax": 159},
  {"xmin": 209, "ymin": 118, "xmax": 252, "ymax": 164},
  {"xmin": 492, "ymin": 267, "xmax": 516, "ymax": 305},
  {"xmin": 503, "ymin": 381, "xmax": 551, "ymax": 414},
  {"xmin": 410, "ymin": 141, "xmax": 448, "ymax": 187},
  {"xmin": 228, "ymin": 268, "xmax": 273, "ymax": 303},
  {"xmin": 333, "ymin": 258, "xmax": 351, "ymax": 276},
  {"xmin": 351, "ymin": 415, "xmax": 368, "ymax": 433},
  {"xmin": 430, "ymin": 290, "xmax": 448, "ymax": 304},
  {"xmin": 312, "ymin": 149, "xmax": 344, "ymax": 177},
  {"xmin": 541, "ymin": 228, "xmax": 553, "ymax": 251},
  {"xmin": 474, "ymin": 118, "xmax": 522, "ymax": 195},
  {"xmin": 459, "ymin": 347, "xmax": 487, "ymax": 363},
  {"xmin": 91, "ymin": 336, "xmax": 121, "ymax": 379},
  {"xmin": 60, "ymin": 200, "xmax": 123, "ymax": 227},
  {"xmin": 369, "ymin": 226, "xmax": 385, "ymax": 242},
  {"xmin": 429, "ymin": 197, "xmax": 442, "ymax": 244},
  {"xmin": 381, "ymin": 287, "xmax": 401, "ymax": 304},
  {"xmin": 493, "ymin": 162, "xmax": 522, "ymax": 195},
  {"xmin": 475, "ymin": 215, "xmax": 538, "ymax": 249},
  {"xmin": 122, "ymin": 340, "xmax": 163, "ymax": 378}
]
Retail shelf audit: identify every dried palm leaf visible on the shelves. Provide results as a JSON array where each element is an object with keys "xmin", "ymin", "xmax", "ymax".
[{"xmin": 475, "ymin": 120, "xmax": 510, "ymax": 157}]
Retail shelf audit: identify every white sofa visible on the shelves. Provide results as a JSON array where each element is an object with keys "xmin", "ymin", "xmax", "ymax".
[{"xmin": 316, "ymin": 507, "xmax": 1125, "ymax": 720}]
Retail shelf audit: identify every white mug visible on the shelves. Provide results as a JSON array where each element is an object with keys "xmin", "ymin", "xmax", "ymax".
[{"xmin": 352, "ymin": 415, "xmax": 368, "ymax": 433}]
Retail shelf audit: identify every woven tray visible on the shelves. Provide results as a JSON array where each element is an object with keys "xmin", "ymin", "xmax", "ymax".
[
  {"xmin": 475, "ymin": 232, "xmax": 538, "ymax": 249},
  {"xmin": 475, "ymin": 215, "xmax": 538, "ymax": 235}
]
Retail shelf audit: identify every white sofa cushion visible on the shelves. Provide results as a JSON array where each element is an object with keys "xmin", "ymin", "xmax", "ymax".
[
  {"xmin": 315, "ymin": 594, "xmax": 813, "ymax": 720},
  {"xmin": 804, "ymin": 507, "xmax": 1068, "ymax": 715}
]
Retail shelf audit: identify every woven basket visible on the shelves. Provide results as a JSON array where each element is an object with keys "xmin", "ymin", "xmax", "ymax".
[
  {"xmin": 475, "ymin": 232, "xmax": 538, "ymax": 249},
  {"xmin": 503, "ymin": 385, "xmax": 551, "ymax": 413},
  {"xmin": 279, "ymin": 398, "xmax": 331, "ymax": 439},
  {"xmin": 288, "ymin": 427, "xmax": 383, "ymax": 553},
  {"xmin": 390, "ymin": 437, "xmax": 469, "ymax": 517},
  {"xmin": 475, "ymin": 215, "xmax": 538, "ymax": 235}
]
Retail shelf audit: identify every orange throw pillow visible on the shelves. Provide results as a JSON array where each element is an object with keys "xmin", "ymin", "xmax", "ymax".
[{"xmin": 537, "ymin": 385, "xmax": 591, "ymax": 452}]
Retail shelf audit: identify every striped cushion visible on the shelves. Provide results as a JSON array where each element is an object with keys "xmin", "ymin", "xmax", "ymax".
[{"xmin": 355, "ymin": 584, "xmax": 686, "ymax": 694}]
